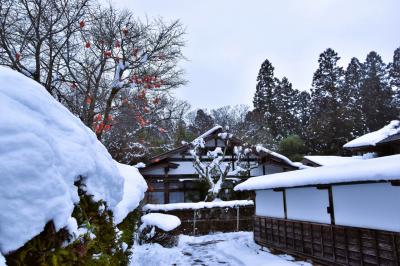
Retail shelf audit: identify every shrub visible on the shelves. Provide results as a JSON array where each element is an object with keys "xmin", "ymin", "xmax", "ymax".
[{"xmin": 5, "ymin": 178, "xmax": 140, "ymax": 266}]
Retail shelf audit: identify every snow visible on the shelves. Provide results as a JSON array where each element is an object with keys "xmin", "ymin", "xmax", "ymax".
[
  {"xmin": 0, "ymin": 67, "xmax": 143, "ymax": 254},
  {"xmin": 343, "ymin": 120, "xmax": 400, "ymax": 148},
  {"xmin": 130, "ymin": 232, "xmax": 311, "ymax": 266},
  {"xmin": 303, "ymin": 155, "xmax": 363, "ymax": 166},
  {"xmin": 113, "ymin": 162, "xmax": 147, "ymax": 224},
  {"xmin": 143, "ymin": 200, "xmax": 254, "ymax": 212},
  {"xmin": 140, "ymin": 213, "xmax": 181, "ymax": 232},
  {"xmin": 134, "ymin": 162, "xmax": 146, "ymax": 168},
  {"xmin": 192, "ymin": 125, "xmax": 222, "ymax": 142},
  {"xmin": 235, "ymin": 154, "xmax": 400, "ymax": 191},
  {"xmin": 218, "ymin": 132, "xmax": 233, "ymax": 140},
  {"xmin": 0, "ymin": 254, "xmax": 5, "ymax": 266},
  {"xmin": 256, "ymin": 145, "xmax": 308, "ymax": 169}
]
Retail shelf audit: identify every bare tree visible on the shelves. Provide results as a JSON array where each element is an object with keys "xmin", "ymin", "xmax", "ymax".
[
  {"xmin": 0, "ymin": 0, "xmax": 90, "ymax": 94},
  {"xmin": 105, "ymin": 95, "xmax": 191, "ymax": 164},
  {"xmin": 57, "ymin": 5, "xmax": 186, "ymax": 140}
]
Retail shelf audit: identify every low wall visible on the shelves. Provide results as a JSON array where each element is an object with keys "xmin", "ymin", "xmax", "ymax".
[{"xmin": 142, "ymin": 201, "xmax": 254, "ymax": 235}]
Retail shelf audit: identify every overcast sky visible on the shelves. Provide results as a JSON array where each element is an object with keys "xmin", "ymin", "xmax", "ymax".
[{"xmin": 111, "ymin": 0, "xmax": 400, "ymax": 110}]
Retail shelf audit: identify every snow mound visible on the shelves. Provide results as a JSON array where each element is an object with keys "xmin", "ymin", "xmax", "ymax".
[
  {"xmin": 344, "ymin": 120, "xmax": 400, "ymax": 148},
  {"xmin": 114, "ymin": 162, "xmax": 147, "ymax": 224},
  {"xmin": 143, "ymin": 200, "xmax": 253, "ymax": 212},
  {"xmin": 141, "ymin": 213, "xmax": 181, "ymax": 232},
  {"xmin": 0, "ymin": 67, "xmax": 131, "ymax": 254},
  {"xmin": 235, "ymin": 154, "xmax": 400, "ymax": 191}
]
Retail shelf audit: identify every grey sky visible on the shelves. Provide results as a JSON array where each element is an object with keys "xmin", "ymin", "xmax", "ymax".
[{"xmin": 112, "ymin": 0, "xmax": 400, "ymax": 109}]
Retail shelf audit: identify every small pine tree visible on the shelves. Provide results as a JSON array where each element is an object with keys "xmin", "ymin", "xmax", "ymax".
[{"xmin": 278, "ymin": 135, "xmax": 307, "ymax": 162}]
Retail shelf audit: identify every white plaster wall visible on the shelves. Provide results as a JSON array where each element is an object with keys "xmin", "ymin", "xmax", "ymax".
[
  {"xmin": 333, "ymin": 183, "xmax": 400, "ymax": 232},
  {"xmin": 286, "ymin": 187, "xmax": 330, "ymax": 223},
  {"xmin": 167, "ymin": 161, "xmax": 197, "ymax": 175},
  {"xmin": 255, "ymin": 190, "xmax": 285, "ymax": 218},
  {"xmin": 140, "ymin": 167, "xmax": 165, "ymax": 175}
]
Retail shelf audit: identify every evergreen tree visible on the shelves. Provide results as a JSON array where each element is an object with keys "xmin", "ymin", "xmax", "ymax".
[
  {"xmin": 253, "ymin": 59, "xmax": 276, "ymax": 113},
  {"xmin": 189, "ymin": 109, "xmax": 215, "ymax": 135},
  {"xmin": 307, "ymin": 48, "xmax": 347, "ymax": 154},
  {"xmin": 273, "ymin": 77, "xmax": 300, "ymax": 138},
  {"xmin": 360, "ymin": 51, "xmax": 397, "ymax": 131},
  {"xmin": 389, "ymin": 47, "xmax": 400, "ymax": 115},
  {"xmin": 343, "ymin": 57, "xmax": 365, "ymax": 137},
  {"xmin": 253, "ymin": 59, "xmax": 278, "ymax": 135},
  {"xmin": 278, "ymin": 135, "xmax": 307, "ymax": 162},
  {"xmin": 242, "ymin": 110, "xmax": 276, "ymax": 148},
  {"xmin": 294, "ymin": 91, "xmax": 311, "ymax": 140}
]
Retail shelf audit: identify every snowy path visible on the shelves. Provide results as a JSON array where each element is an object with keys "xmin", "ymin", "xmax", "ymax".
[{"xmin": 130, "ymin": 232, "xmax": 311, "ymax": 266}]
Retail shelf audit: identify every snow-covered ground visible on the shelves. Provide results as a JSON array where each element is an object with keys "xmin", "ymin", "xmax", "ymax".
[{"xmin": 130, "ymin": 232, "xmax": 311, "ymax": 266}]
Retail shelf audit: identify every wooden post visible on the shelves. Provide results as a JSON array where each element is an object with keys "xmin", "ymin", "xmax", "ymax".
[
  {"xmin": 236, "ymin": 206, "xmax": 240, "ymax": 232},
  {"xmin": 193, "ymin": 210, "xmax": 196, "ymax": 235}
]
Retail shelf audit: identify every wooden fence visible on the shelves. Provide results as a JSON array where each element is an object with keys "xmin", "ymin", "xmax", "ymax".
[
  {"xmin": 144, "ymin": 206, "xmax": 254, "ymax": 235},
  {"xmin": 254, "ymin": 215, "xmax": 400, "ymax": 266}
]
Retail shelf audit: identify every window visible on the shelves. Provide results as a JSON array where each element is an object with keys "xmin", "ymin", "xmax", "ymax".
[
  {"xmin": 148, "ymin": 192, "xmax": 164, "ymax": 204},
  {"xmin": 169, "ymin": 192, "xmax": 184, "ymax": 203}
]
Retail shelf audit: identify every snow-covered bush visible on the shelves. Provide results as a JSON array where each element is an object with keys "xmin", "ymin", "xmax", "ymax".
[
  {"xmin": 0, "ymin": 67, "xmax": 147, "ymax": 265},
  {"xmin": 138, "ymin": 213, "xmax": 181, "ymax": 248}
]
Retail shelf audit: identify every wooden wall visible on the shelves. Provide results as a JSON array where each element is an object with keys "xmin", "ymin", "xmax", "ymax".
[{"xmin": 254, "ymin": 216, "xmax": 400, "ymax": 266}]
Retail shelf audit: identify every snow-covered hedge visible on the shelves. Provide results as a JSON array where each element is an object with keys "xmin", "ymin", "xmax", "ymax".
[{"xmin": 0, "ymin": 67, "xmax": 146, "ymax": 255}]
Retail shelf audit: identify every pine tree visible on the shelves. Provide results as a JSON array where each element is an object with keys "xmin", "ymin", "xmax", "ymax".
[
  {"xmin": 343, "ymin": 57, "xmax": 365, "ymax": 137},
  {"xmin": 389, "ymin": 47, "xmax": 400, "ymax": 115},
  {"xmin": 190, "ymin": 109, "xmax": 215, "ymax": 135},
  {"xmin": 360, "ymin": 51, "xmax": 397, "ymax": 131},
  {"xmin": 307, "ymin": 48, "xmax": 347, "ymax": 154},
  {"xmin": 253, "ymin": 59, "xmax": 277, "ymax": 135},
  {"xmin": 273, "ymin": 77, "xmax": 300, "ymax": 138},
  {"xmin": 294, "ymin": 91, "xmax": 311, "ymax": 140}
]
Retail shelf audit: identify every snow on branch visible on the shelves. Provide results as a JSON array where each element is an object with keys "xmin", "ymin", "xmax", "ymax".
[{"xmin": 189, "ymin": 129, "xmax": 255, "ymax": 201}]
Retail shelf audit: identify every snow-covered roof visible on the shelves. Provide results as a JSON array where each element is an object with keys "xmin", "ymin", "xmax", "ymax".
[
  {"xmin": 143, "ymin": 200, "xmax": 254, "ymax": 212},
  {"xmin": 256, "ymin": 146, "xmax": 308, "ymax": 169},
  {"xmin": 140, "ymin": 213, "xmax": 181, "ymax": 231},
  {"xmin": 0, "ymin": 67, "xmax": 146, "ymax": 254},
  {"xmin": 303, "ymin": 156, "xmax": 363, "ymax": 166},
  {"xmin": 195, "ymin": 125, "xmax": 223, "ymax": 140},
  {"xmin": 147, "ymin": 125, "xmax": 226, "ymax": 164},
  {"xmin": 234, "ymin": 154, "xmax": 400, "ymax": 191},
  {"xmin": 343, "ymin": 120, "xmax": 400, "ymax": 149}
]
